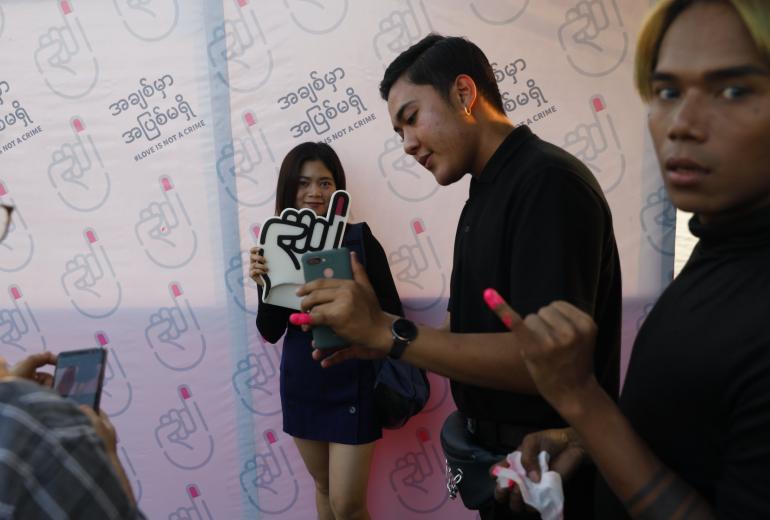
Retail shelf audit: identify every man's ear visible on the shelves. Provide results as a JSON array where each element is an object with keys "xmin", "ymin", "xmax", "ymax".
[{"xmin": 454, "ymin": 74, "xmax": 478, "ymax": 114}]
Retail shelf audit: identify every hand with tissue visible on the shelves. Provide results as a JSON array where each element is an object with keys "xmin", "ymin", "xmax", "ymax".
[
  {"xmin": 492, "ymin": 450, "xmax": 564, "ymax": 520},
  {"xmin": 491, "ymin": 427, "xmax": 586, "ymax": 515}
]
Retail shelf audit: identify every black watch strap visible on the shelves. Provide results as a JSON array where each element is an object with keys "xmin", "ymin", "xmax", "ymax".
[{"xmin": 389, "ymin": 318, "xmax": 418, "ymax": 359}]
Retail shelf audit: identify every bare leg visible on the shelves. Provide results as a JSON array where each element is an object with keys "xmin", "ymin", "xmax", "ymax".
[
  {"xmin": 293, "ymin": 437, "xmax": 334, "ymax": 520},
  {"xmin": 328, "ymin": 441, "xmax": 376, "ymax": 520}
]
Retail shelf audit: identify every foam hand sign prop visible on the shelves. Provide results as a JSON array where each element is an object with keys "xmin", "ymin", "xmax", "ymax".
[{"xmin": 259, "ymin": 190, "xmax": 350, "ymax": 310}]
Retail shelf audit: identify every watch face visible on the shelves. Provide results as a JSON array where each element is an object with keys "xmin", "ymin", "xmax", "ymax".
[{"xmin": 393, "ymin": 318, "xmax": 417, "ymax": 341}]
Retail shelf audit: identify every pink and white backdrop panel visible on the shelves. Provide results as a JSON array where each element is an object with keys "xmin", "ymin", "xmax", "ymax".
[{"xmin": 0, "ymin": 1, "xmax": 671, "ymax": 518}]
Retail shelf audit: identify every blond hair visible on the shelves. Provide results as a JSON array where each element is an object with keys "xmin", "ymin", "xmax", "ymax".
[{"xmin": 635, "ymin": 0, "xmax": 770, "ymax": 100}]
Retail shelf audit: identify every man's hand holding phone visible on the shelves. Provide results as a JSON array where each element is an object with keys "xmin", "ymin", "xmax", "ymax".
[{"xmin": 53, "ymin": 348, "xmax": 108, "ymax": 410}]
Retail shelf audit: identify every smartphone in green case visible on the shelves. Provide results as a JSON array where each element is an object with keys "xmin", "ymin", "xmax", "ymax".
[{"xmin": 301, "ymin": 247, "xmax": 352, "ymax": 349}]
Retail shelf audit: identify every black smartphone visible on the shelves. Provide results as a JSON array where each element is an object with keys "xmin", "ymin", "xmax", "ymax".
[
  {"xmin": 302, "ymin": 247, "xmax": 352, "ymax": 349},
  {"xmin": 53, "ymin": 348, "xmax": 108, "ymax": 410}
]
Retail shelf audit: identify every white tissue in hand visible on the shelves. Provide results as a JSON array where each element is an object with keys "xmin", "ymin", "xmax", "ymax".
[{"xmin": 494, "ymin": 450, "xmax": 564, "ymax": 520}]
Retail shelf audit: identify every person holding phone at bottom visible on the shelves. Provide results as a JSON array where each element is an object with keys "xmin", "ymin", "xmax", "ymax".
[
  {"xmin": 249, "ymin": 142, "xmax": 402, "ymax": 520},
  {"xmin": 489, "ymin": 1, "xmax": 770, "ymax": 518},
  {"xmin": 0, "ymin": 206, "xmax": 142, "ymax": 518}
]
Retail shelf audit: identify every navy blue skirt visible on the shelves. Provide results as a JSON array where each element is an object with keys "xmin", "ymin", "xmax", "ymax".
[{"xmin": 280, "ymin": 327, "xmax": 381, "ymax": 444}]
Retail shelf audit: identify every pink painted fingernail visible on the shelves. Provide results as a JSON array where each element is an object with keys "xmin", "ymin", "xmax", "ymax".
[
  {"xmin": 237, "ymin": 0, "xmax": 248, "ymax": 6},
  {"xmin": 334, "ymin": 195, "xmax": 346, "ymax": 216},
  {"xmin": 412, "ymin": 218, "xmax": 424, "ymax": 234},
  {"xmin": 592, "ymin": 95, "xmax": 605, "ymax": 112},
  {"xmin": 289, "ymin": 313, "xmax": 311, "ymax": 326},
  {"xmin": 187, "ymin": 485, "xmax": 200, "ymax": 499},
  {"xmin": 96, "ymin": 332, "xmax": 108, "ymax": 346},
  {"xmin": 491, "ymin": 466, "xmax": 502, "ymax": 476},
  {"xmin": 10, "ymin": 286, "xmax": 21, "ymax": 300},
  {"xmin": 61, "ymin": 1, "xmax": 72, "ymax": 14},
  {"xmin": 483, "ymin": 288, "xmax": 504, "ymax": 309},
  {"xmin": 179, "ymin": 385, "xmax": 191, "ymax": 399},
  {"xmin": 244, "ymin": 111, "xmax": 256, "ymax": 126},
  {"xmin": 161, "ymin": 176, "xmax": 173, "ymax": 192},
  {"xmin": 0, "ymin": 181, "xmax": 7, "ymax": 196},
  {"xmin": 264, "ymin": 429, "xmax": 277, "ymax": 444},
  {"xmin": 72, "ymin": 118, "xmax": 84, "ymax": 133},
  {"xmin": 85, "ymin": 229, "xmax": 97, "ymax": 243},
  {"xmin": 417, "ymin": 428, "xmax": 430, "ymax": 443},
  {"xmin": 171, "ymin": 283, "xmax": 182, "ymax": 297}
]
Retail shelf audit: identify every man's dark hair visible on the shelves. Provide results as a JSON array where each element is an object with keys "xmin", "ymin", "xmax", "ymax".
[
  {"xmin": 275, "ymin": 141, "xmax": 346, "ymax": 214},
  {"xmin": 379, "ymin": 34, "xmax": 505, "ymax": 114}
]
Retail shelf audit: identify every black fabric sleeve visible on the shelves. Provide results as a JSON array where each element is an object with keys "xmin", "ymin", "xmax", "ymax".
[
  {"xmin": 716, "ymin": 341, "xmax": 770, "ymax": 518},
  {"xmin": 360, "ymin": 223, "xmax": 404, "ymax": 318},
  {"xmin": 255, "ymin": 285, "xmax": 291, "ymax": 344},
  {"xmin": 506, "ymin": 167, "xmax": 608, "ymax": 317}
]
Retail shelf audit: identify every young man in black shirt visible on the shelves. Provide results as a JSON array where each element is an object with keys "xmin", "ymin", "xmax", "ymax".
[
  {"xmin": 489, "ymin": 1, "xmax": 770, "ymax": 518},
  {"xmin": 295, "ymin": 34, "xmax": 621, "ymax": 518}
]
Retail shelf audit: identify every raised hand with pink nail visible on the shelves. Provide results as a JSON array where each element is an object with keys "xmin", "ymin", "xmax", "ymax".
[
  {"xmin": 47, "ymin": 117, "xmax": 111, "ymax": 211},
  {"xmin": 216, "ymin": 111, "xmax": 277, "ymax": 207},
  {"xmin": 388, "ymin": 217, "xmax": 447, "ymax": 311},
  {"xmin": 562, "ymin": 95, "xmax": 626, "ymax": 193},
  {"xmin": 207, "ymin": 0, "xmax": 273, "ymax": 92},
  {"xmin": 0, "ymin": 286, "xmax": 47, "ymax": 354},
  {"xmin": 135, "ymin": 176, "xmax": 198, "ymax": 269},
  {"xmin": 61, "ymin": 228, "xmax": 122, "ymax": 318},
  {"xmin": 388, "ymin": 428, "xmax": 449, "ymax": 513},
  {"xmin": 258, "ymin": 190, "xmax": 350, "ymax": 310},
  {"xmin": 239, "ymin": 430, "xmax": 299, "ymax": 514},
  {"xmin": 558, "ymin": 0, "xmax": 628, "ymax": 77},
  {"xmin": 113, "ymin": 0, "xmax": 180, "ymax": 42},
  {"xmin": 167, "ymin": 484, "xmax": 214, "ymax": 520},
  {"xmin": 144, "ymin": 282, "xmax": 206, "ymax": 371},
  {"xmin": 154, "ymin": 385, "xmax": 214, "ymax": 470},
  {"xmin": 378, "ymin": 135, "xmax": 439, "ymax": 202},
  {"xmin": 231, "ymin": 346, "xmax": 280, "ymax": 416},
  {"xmin": 96, "ymin": 332, "xmax": 133, "ymax": 417},
  {"xmin": 33, "ymin": 1, "xmax": 99, "ymax": 99}
]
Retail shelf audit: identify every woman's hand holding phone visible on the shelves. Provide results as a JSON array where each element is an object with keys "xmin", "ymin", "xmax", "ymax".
[{"xmin": 249, "ymin": 246, "xmax": 267, "ymax": 286}]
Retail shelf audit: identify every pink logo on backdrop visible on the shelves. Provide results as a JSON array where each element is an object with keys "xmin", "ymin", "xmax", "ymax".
[
  {"xmin": 216, "ymin": 110, "xmax": 277, "ymax": 207},
  {"xmin": 61, "ymin": 228, "xmax": 123, "ymax": 319},
  {"xmin": 389, "ymin": 218, "xmax": 447, "ymax": 311},
  {"xmin": 563, "ymin": 94, "xmax": 625, "ymax": 193},
  {"xmin": 168, "ymin": 484, "xmax": 213, "ymax": 520},
  {"xmin": 112, "ymin": 0, "xmax": 180, "ymax": 42},
  {"xmin": 285, "ymin": 0, "xmax": 348, "ymax": 34},
  {"xmin": 96, "ymin": 332, "xmax": 133, "ymax": 417},
  {"xmin": 470, "ymin": 0, "xmax": 529, "ymax": 24},
  {"xmin": 225, "ymin": 225, "xmax": 262, "ymax": 315},
  {"xmin": 231, "ymin": 342, "xmax": 281, "ymax": 416},
  {"xmin": 155, "ymin": 385, "xmax": 215, "ymax": 470},
  {"xmin": 378, "ymin": 136, "xmax": 439, "ymax": 202},
  {"xmin": 34, "ymin": 0, "xmax": 99, "ymax": 99},
  {"xmin": 373, "ymin": 0, "xmax": 433, "ymax": 64},
  {"xmin": 641, "ymin": 185, "xmax": 676, "ymax": 256},
  {"xmin": 240, "ymin": 429, "xmax": 300, "ymax": 514},
  {"xmin": 389, "ymin": 428, "xmax": 449, "ymax": 513},
  {"xmin": 559, "ymin": 0, "xmax": 628, "ymax": 77},
  {"xmin": 134, "ymin": 176, "xmax": 198, "ymax": 269},
  {"xmin": 207, "ymin": 0, "xmax": 274, "ymax": 92},
  {"xmin": 118, "ymin": 446, "xmax": 143, "ymax": 504},
  {"xmin": 0, "ymin": 181, "xmax": 34, "ymax": 273},
  {"xmin": 0, "ymin": 285, "xmax": 47, "ymax": 353},
  {"xmin": 48, "ymin": 116, "xmax": 111, "ymax": 212},
  {"xmin": 145, "ymin": 282, "xmax": 207, "ymax": 371}
]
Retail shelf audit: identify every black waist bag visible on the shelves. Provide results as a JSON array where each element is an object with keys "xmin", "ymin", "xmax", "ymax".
[{"xmin": 440, "ymin": 410, "xmax": 504, "ymax": 510}]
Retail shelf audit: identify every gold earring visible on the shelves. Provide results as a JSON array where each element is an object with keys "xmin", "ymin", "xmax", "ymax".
[{"xmin": 464, "ymin": 105, "xmax": 471, "ymax": 116}]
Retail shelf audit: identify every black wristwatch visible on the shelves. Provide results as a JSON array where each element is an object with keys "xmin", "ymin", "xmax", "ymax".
[{"xmin": 389, "ymin": 318, "xmax": 418, "ymax": 359}]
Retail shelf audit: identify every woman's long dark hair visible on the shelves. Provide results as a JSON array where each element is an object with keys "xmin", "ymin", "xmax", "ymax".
[{"xmin": 275, "ymin": 142, "xmax": 347, "ymax": 214}]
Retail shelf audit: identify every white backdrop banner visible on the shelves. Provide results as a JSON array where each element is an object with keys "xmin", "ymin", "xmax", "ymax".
[{"xmin": 0, "ymin": 1, "xmax": 672, "ymax": 518}]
